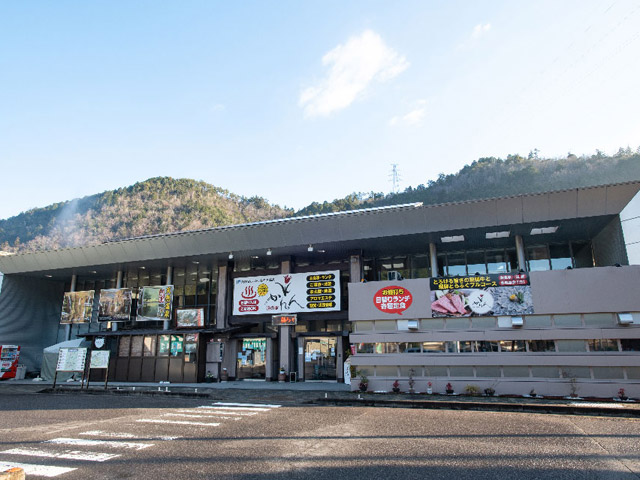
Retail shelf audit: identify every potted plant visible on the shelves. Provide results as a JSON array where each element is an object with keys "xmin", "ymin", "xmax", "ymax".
[
  {"xmin": 220, "ymin": 368, "xmax": 229, "ymax": 382},
  {"xmin": 392, "ymin": 380, "xmax": 401, "ymax": 393},
  {"xmin": 464, "ymin": 384, "xmax": 480, "ymax": 396},
  {"xmin": 618, "ymin": 388, "xmax": 628, "ymax": 401},
  {"xmin": 529, "ymin": 388, "xmax": 538, "ymax": 398},
  {"xmin": 205, "ymin": 371, "xmax": 214, "ymax": 383},
  {"xmin": 445, "ymin": 382, "xmax": 454, "ymax": 395},
  {"xmin": 484, "ymin": 387, "xmax": 495, "ymax": 397},
  {"xmin": 278, "ymin": 367, "xmax": 287, "ymax": 383},
  {"xmin": 408, "ymin": 368, "xmax": 416, "ymax": 394},
  {"xmin": 357, "ymin": 371, "xmax": 368, "ymax": 392},
  {"xmin": 427, "ymin": 381, "xmax": 433, "ymax": 395}
]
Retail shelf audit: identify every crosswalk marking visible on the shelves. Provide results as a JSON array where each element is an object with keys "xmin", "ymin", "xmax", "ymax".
[
  {"xmin": 45, "ymin": 438, "xmax": 153, "ymax": 450},
  {"xmin": 212, "ymin": 402, "xmax": 282, "ymax": 408},
  {"xmin": 1, "ymin": 447, "xmax": 119, "ymax": 462},
  {"xmin": 0, "ymin": 461, "xmax": 76, "ymax": 478},
  {"xmin": 136, "ymin": 419, "xmax": 220, "ymax": 427},
  {"xmin": 79, "ymin": 430, "xmax": 180, "ymax": 441}
]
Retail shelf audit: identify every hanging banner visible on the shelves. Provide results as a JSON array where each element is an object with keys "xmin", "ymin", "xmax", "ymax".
[
  {"xmin": 98, "ymin": 288, "xmax": 132, "ymax": 322},
  {"xmin": 137, "ymin": 285, "xmax": 174, "ymax": 321},
  {"xmin": 429, "ymin": 273, "xmax": 533, "ymax": 317},
  {"xmin": 60, "ymin": 291, "xmax": 95, "ymax": 324},
  {"xmin": 232, "ymin": 270, "xmax": 341, "ymax": 315}
]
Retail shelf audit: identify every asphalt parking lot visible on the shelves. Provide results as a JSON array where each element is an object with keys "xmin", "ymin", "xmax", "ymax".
[{"xmin": 1, "ymin": 384, "xmax": 640, "ymax": 479}]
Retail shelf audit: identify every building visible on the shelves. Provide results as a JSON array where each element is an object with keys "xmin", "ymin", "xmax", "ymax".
[{"xmin": 0, "ymin": 181, "xmax": 639, "ymax": 398}]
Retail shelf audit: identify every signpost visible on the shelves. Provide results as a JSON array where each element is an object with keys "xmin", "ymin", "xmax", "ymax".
[
  {"xmin": 53, "ymin": 347, "xmax": 88, "ymax": 388},
  {"xmin": 83, "ymin": 350, "xmax": 111, "ymax": 390}
]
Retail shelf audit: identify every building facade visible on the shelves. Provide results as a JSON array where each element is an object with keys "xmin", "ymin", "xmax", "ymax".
[{"xmin": 0, "ymin": 182, "xmax": 639, "ymax": 398}]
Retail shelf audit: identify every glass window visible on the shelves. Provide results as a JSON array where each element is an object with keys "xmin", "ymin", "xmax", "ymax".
[
  {"xmin": 446, "ymin": 317, "xmax": 471, "ymax": 329},
  {"xmin": 486, "ymin": 249, "xmax": 508, "ymax": 274},
  {"xmin": 503, "ymin": 366, "xmax": 530, "ymax": 377},
  {"xmin": 549, "ymin": 244, "xmax": 572, "ymax": 270},
  {"xmin": 375, "ymin": 321, "xmax": 396, "ymax": 332},
  {"xmin": 426, "ymin": 366, "xmax": 447, "ymax": 377},
  {"xmin": 436, "ymin": 254, "xmax": 446, "ymax": 278},
  {"xmin": 592, "ymin": 367, "xmax": 624, "ymax": 379},
  {"xmin": 356, "ymin": 343, "xmax": 374, "ymax": 354},
  {"xmin": 588, "ymin": 339, "xmax": 619, "ymax": 352},
  {"xmin": 411, "ymin": 254, "xmax": 430, "ymax": 279},
  {"xmin": 354, "ymin": 321, "xmax": 373, "ymax": 332},
  {"xmin": 621, "ymin": 339, "xmax": 640, "ymax": 351},
  {"xmin": 399, "ymin": 342, "xmax": 422, "ymax": 353},
  {"xmin": 458, "ymin": 341, "xmax": 474, "ymax": 352},
  {"xmin": 476, "ymin": 341, "xmax": 499, "ymax": 352},
  {"xmin": 450, "ymin": 366, "xmax": 474, "ymax": 377},
  {"xmin": 472, "ymin": 317, "xmax": 496, "ymax": 329},
  {"xmin": 627, "ymin": 367, "xmax": 640, "ymax": 379},
  {"xmin": 528, "ymin": 340, "xmax": 556, "ymax": 352},
  {"xmin": 572, "ymin": 241, "xmax": 593, "ymax": 268},
  {"xmin": 476, "ymin": 366, "xmax": 501, "ymax": 377},
  {"xmin": 143, "ymin": 336, "xmax": 156, "ymax": 356},
  {"xmin": 466, "ymin": 250, "xmax": 487, "ymax": 275},
  {"xmin": 527, "ymin": 245, "xmax": 550, "ymax": 271},
  {"xmin": 400, "ymin": 366, "xmax": 422, "ymax": 377},
  {"xmin": 375, "ymin": 366, "xmax": 398, "ymax": 376},
  {"xmin": 560, "ymin": 367, "xmax": 591, "ymax": 379},
  {"xmin": 556, "ymin": 340, "xmax": 586, "ymax": 352},
  {"xmin": 553, "ymin": 314, "xmax": 582, "ymax": 327},
  {"xmin": 422, "ymin": 341, "xmax": 446, "ymax": 353},
  {"xmin": 447, "ymin": 252, "xmax": 467, "ymax": 276},
  {"xmin": 526, "ymin": 316, "xmax": 552, "ymax": 327},
  {"xmin": 499, "ymin": 340, "xmax": 525, "ymax": 352},
  {"xmin": 421, "ymin": 319, "xmax": 444, "ymax": 330},
  {"xmin": 583, "ymin": 314, "xmax": 614, "ymax": 327}
]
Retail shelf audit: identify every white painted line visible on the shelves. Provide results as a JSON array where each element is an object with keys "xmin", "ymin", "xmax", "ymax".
[
  {"xmin": 195, "ymin": 408, "xmax": 257, "ymax": 416},
  {"xmin": 198, "ymin": 407, "xmax": 262, "ymax": 415},
  {"xmin": 569, "ymin": 402, "xmax": 624, "ymax": 408},
  {"xmin": 212, "ymin": 402, "xmax": 281, "ymax": 408},
  {"xmin": 176, "ymin": 410, "xmax": 242, "ymax": 419},
  {"xmin": 199, "ymin": 406, "xmax": 266, "ymax": 412},
  {"xmin": 45, "ymin": 438, "xmax": 153, "ymax": 450},
  {"xmin": 80, "ymin": 430, "xmax": 180, "ymax": 440},
  {"xmin": 1, "ymin": 447, "xmax": 119, "ymax": 462},
  {"xmin": 164, "ymin": 413, "xmax": 241, "ymax": 421},
  {"xmin": 0, "ymin": 461, "xmax": 77, "ymax": 478},
  {"xmin": 136, "ymin": 419, "xmax": 220, "ymax": 427}
]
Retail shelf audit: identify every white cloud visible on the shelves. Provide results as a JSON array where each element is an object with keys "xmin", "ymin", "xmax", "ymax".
[
  {"xmin": 299, "ymin": 30, "xmax": 409, "ymax": 117},
  {"xmin": 389, "ymin": 100, "xmax": 427, "ymax": 127},
  {"xmin": 471, "ymin": 23, "xmax": 491, "ymax": 39}
]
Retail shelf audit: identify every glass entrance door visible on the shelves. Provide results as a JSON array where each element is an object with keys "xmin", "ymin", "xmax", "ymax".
[
  {"xmin": 304, "ymin": 337, "xmax": 337, "ymax": 381},
  {"xmin": 236, "ymin": 338, "xmax": 266, "ymax": 380}
]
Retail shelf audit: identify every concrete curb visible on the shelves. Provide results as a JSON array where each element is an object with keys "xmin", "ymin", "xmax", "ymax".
[{"xmin": 317, "ymin": 397, "xmax": 640, "ymax": 417}]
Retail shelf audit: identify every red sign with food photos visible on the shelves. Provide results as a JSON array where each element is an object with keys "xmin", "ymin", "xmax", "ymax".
[{"xmin": 373, "ymin": 286, "xmax": 413, "ymax": 315}]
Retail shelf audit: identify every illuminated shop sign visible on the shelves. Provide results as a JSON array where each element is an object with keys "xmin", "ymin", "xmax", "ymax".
[{"xmin": 233, "ymin": 270, "xmax": 341, "ymax": 315}]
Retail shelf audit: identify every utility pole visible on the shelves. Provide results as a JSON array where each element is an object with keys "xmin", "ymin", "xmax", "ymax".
[{"xmin": 389, "ymin": 164, "xmax": 401, "ymax": 194}]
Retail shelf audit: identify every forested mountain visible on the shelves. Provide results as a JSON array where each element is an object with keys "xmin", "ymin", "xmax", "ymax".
[
  {"xmin": 295, "ymin": 148, "xmax": 640, "ymax": 216},
  {"xmin": 0, "ymin": 177, "xmax": 290, "ymax": 253},
  {"xmin": 1, "ymin": 149, "xmax": 638, "ymax": 253}
]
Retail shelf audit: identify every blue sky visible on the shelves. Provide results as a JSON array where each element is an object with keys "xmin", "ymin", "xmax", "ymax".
[{"xmin": 1, "ymin": 1, "xmax": 640, "ymax": 219}]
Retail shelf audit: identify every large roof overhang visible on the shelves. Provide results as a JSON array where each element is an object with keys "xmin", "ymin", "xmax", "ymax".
[{"xmin": 1, "ymin": 181, "xmax": 638, "ymax": 279}]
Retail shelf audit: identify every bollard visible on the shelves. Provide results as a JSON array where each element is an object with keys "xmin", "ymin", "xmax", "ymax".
[{"xmin": 0, "ymin": 467, "xmax": 25, "ymax": 480}]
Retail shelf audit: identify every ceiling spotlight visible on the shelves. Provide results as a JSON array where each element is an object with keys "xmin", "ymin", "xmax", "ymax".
[
  {"xmin": 228, "ymin": 252, "xmax": 234, "ymax": 260},
  {"xmin": 266, "ymin": 248, "xmax": 272, "ymax": 256},
  {"xmin": 192, "ymin": 261, "xmax": 199, "ymax": 264},
  {"xmin": 308, "ymin": 244, "xmax": 314, "ymax": 252},
  {"xmin": 44, "ymin": 274, "xmax": 52, "ymax": 278}
]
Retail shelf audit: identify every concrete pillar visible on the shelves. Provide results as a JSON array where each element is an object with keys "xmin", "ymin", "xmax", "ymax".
[
  {"xmin": 349, "ymin": 254, "xmax": 361, "ymax": 283},
  {"xmin": 298, "ymin": 340, "xmax": 305, "ymax": 381},
  {"xmin": 112, "ymin": 271, "xmax": 123, "ymax": 332},
  {"xmin": 65, "ymin": 274, "xmax": 77, "ymax": 341},
  {"xmin": 515, "ymin": 235, "xmax": 527, "ymax": 271},
  {"xmin": 215, "ymin": 264, "xmax": 229, "ymax": 329},
  {"xmin": 336, "ymin": 336, "xmax": 344, "ymax": 381},
  {"xmin": 265, "ymin": 338, "xmax": 273, "ymax": 381},
  {"xmin": 163, "ymin": 266, "xmax": 173, "ymax": 330},
  {"xmin": 429, "ymin": 242, "xmax": 438, "ymax": 277},
  {"xmin": 279, "ymin": 260, "xmax": 292, "ymax": 373}
]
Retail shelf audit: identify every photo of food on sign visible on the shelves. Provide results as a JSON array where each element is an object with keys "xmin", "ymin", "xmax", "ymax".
[{"xmin": 429, "ymin": 274, "xmax": 533, "ymax": 317}]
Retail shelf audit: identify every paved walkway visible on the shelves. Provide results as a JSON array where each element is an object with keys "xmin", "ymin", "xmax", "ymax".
[{"xmin": 1, "ymin": 378, "xmax": 639, "ymax": 416}]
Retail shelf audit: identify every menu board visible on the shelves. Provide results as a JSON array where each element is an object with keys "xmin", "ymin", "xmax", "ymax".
[
  {"xmin": 137, "ymin": 285, "xmax": 174, "ymax": 321},
  {"xmin": 56, "ymin": 347, "xmax": 88, "ymax": 372},
  {"xmin": 233, "ymin": 270, "xmax": 341, "ymax": 315},
  {"xmin": 90, "ymin": 350, "xmax": 110, "ymax": 369},
  {"xmin": 170, "ymin": 335, "xmax": 183, "ymax": 356},
  {"xmin": 60, "ymin": 291, "xmax": 95, "ymax": 324},
  {"xmin": 176, "ymin": 308, "xmax": 205, "ymax": 328}
]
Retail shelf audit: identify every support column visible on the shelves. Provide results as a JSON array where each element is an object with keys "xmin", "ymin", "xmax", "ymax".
[
  {"xmin": 515, "ymin": 235, "xmax": 527, "ymax": 271},
  {"xmin": 215, "ymin": 264, "xmax": 229, "ymax": 329},
  {"xmin": 163, "ymin": 266, "xmax": 173, "ymax": 330},
  {"xmin": 429, "ymin": 242, "xmax": 438, "ymax": 277},
  {"xmin": 65, "ymin": 274, "xmax": 77, "ymax": 341},
  {"xmin": 265, "ymin": 338, "xmax": 273, "ymax": 381},
  {"xmin": 349, "ymin": 254, "xmax": 361, "ymax": 283},
  {"xmin": 112, "ymin": 271, "xmax": 123, "ymax": 332},
  {"xmin": 336, "ymin": 336, "xmax": 344, "ymax": 382},
  {"xmin": 279, "ymin": 259, "xmax": 292, "ymax": 374}
]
